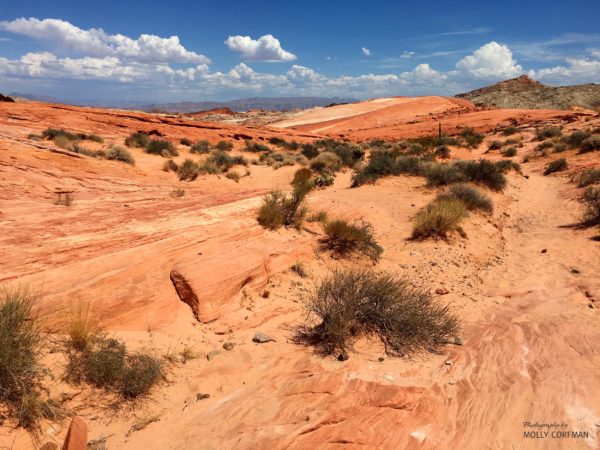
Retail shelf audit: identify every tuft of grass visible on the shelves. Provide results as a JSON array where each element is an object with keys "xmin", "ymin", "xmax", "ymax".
[
  {"xmin": 170, "ymin": 188, "xmax": 185, "ymax": 198},
  {"xmin": 54, "ymin": 192, "xmax": 73, "ymax": 206},
  {"xmin": 225, "ymin": 171, "xmax": 241, "ymax": 182},
  {"xmin": 53, "ymin": 135, "xmax": 72, "ymax": 149},
  {"xmin": 215, "ymin": 140, "xmax": 233, "ymax": 152},
  {"xmin": 296, "ymin": 268, "xmax": 460, "ymax": 357},
  {"xmin": 437, "ymin": 183, "xmax": 493, "ymax": 213},
  {"xmin": 309, "ymin": 152, "xmax": 342, "ymax": 174},
  {"xmin": 322, "ymin": 218, "xmax": 383, "ymax": 262},
  {"xmin": 244, "ymin": 140, "xmax": 270, "ymax": 153},
  {"xmin": 412, "ymin": 197, "xmax": 467, "ymax": 239},
  {"xmin": 0, "ymin": 287, "xmax": 55, "ymax": 431},
  {"xmin": 162, "ymin": 159, "xmax": 178, "ymax": 172},
  {"xmin": 190, "ymin": 140, "xmax": 210, "ymax": 154},
  {"xmin": 544, "ymin": 158, "xmax": 568, "ymax": 175},
  {"xmin": 177, "ymin": 159, "xmax": 200, "ymax": 181},
  {"xmin": 502, "ymin": 126, "xmax": 520, "ymax": 136},
  {"xmin": 563, "ymin": 130, "xmax": 590, "ymax": 148},
  {"xmin": 291, "ymin": 262, "xmax": 308, "ymax": 278},
  {"xmin": 573, "ymin": 168, "xmax": 600, "ymax": 187},
  {"xmin": 460, "ymin": 127, "xmax": 484, "ymax": 148},
  {"xmin": 68, "ymin": 299, "xmax": 99, "ymax": 352},
  {"xmin": 119, "ymin": 353, "xmax": 163, "ymax": 399},
  {"xmin": 307, "ymin": 210, "xmax": 328, "ymax": 223},
  {"xmin": 106, "ymin": 146, "xmax": 135, "ymax": 165},
  {"xmin": 257, "ymin": 168, "xmax": 314, "ymax": 230},
  {"xmin": 180, "ymin": 138, "xmax": 193, "ymax": 146}
]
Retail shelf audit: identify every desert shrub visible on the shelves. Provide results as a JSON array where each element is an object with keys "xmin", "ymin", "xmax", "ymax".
[
  {"xmin": 437, "ymin": 183, "xmax": 493, "ymax": 213},
  {"xmin": 106, "ymin": 146, "xmax": 135, "ymax": 165},
  {"xmin": 180, "ymin": 138, "xmax": 193, "ymax": 146},
  {"xmin": 424, "ymin": 163, "xmax": 468, "ymax": 187},
  {"xmin": 488, "ymin": 140, "xmax": 503, "ymax": 150},
  {"xmin": 582, "ymin": 186, "xmax": 600, "ymax": 227},
  {"xmin": 309, "ymin": 152, "xmax": 342, "ymax": 174},
  {"xmin": 67, "ymin": 336, "xmax": 162, "ymax": 399},
  {"xmin": 162, "ymin": 159, "xmax": 178, "ymax": 172},
  {"xmin": 322, "ymin": 219, "xmax": 383, "ymax": 262},
  {"xmin": 42, "ymin": 128, "xmax": 103, "ymax": 143},
  {"xmin": 86, "ymin": 134, "xmax": 104, "ymax": 143},
  {"xmin": 119, "ymin": 353, "xmax": 163, "ymax": 398},
  {"xmin": 502, "ymin": 126, "xmax": 519, "ymax": 136},
  {"xmin": 225, "ymin": 171, "xmax": 241, "ymax": 182},
  {"xmin": 435, "ymin": 145, "xmax": 451, "ymax": 159},
  {"xmin": 244, "ymin": 140, "xmax": 270, "ymax": 153},
  {"xmin": 563, "ymin": 130, "xmax": 590, "ymax": 148},
  {"xmin": 412, "ymin": 197, "xmax": 467, "ymax": 239},
  {"xmin": 313, "ymin": 172, "xmax": 335, "ymax": 188},
  {"xmin": 0, "ymin": 287, "xmax": 51, "ymax": 430},
  {"xmin": 460, "ymin": 127, "xmax": 484, "ymax": 148},
  {"xmin": 215, "ymin": 140, "xmax": 233, "ymax": 151},
  {"xmin": 553, "ymin": 143, "xmax": 567, "ymax": 153},
  {"xmin": 291, "ymin": 167, "xmax": 313, "ymax": 187},
  {"xmin": 544, "ymin": 158, "xmax": 568, "ymax": 175},
  {"xmin": 190, "ymin": 140, "xmax": 210, "ymax": 154},
  {"xmin": 352, "ymin": 150, "xmax": 423, "ymax": 187},
  {"xmin": 579, "ymin": 135, "xmax": 600, "ymax": 153},
  {"xmin": 71, "ymin": 143, "xmax": 100, "ymax": 157},
  {"xmin": 257, "ymin": 169, "xmax": 314, "ymax": 229},
  {"xmin": 296, "ymin": 268, "xmax": 459, "ymax": 356},
  {"xmin": 495, "ymin": 159, "xmax": 521, "ymax": 174},
  {"xmin": 170, "ymin": 188, "xmax": 185, "ymax": 198},
  {"xmin": 536, "ymin": 127, "xmax": 562, "ymax": 140},
  {"xmin": 573, "ymin": 168, "xmax": 600, "ymax": 187},
  {"xmin": 125, "ymin": 132, "xmax": 149, "ymax": 148},
  {"xmin": 146, "ymin": 139, "xmax": 178, "ymax": 157},
  {"xmin": 301, "ymin": 143, "xmax": 319, "ymax": 159},
  {"xmin": 502, "ymin": 147, "xmax": 517, "ymax": 157},
  {"xmin": 54, "ymin": 192, "xmax": 74, "ymax": 206},
  {"xmin": 328, "ymin": 143, "xmax": 365, "ymax": 167},
  {"xmin": 178, "ymin": 159, "xmax": 200, "ymax": 181},
  {"xmin": 268, "ymin": 137, "xmax": 287, "ymax": 147},
  {"xmin": 444, "ymin": 160, "xmax": 507, "ymax": 191}
]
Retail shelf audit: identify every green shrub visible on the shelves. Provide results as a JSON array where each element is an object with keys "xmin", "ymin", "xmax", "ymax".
[
  {"xmin": 301, "ymin": 143, "xmax": 319, "ymax": 159},
  {"xmin": 180, "ymin": 138, "xmax": 193, "ymax": 146},
  {"xmin": 501, "ymin": 147, "xmax": 517, "ymax": 157},
  {"xmin": 435, "ymin": 145, "xmax": 451, "ymax": 159},
  {"xmin": 215, "ymin": 140, "xmax": 233, "ymax": 152},
  {"xmin": 313, "ymin": 172, "xmax": 335, "ymax": 188},
  {"xmin": 437, "ymin": 183, "xmax": 493, "ymax": 213},
  {"xmin": 125, "ymin": 132, "xmax": 150, "ymax": 148},
  {"xmin": 563, "ymin": 130, "xmax": 591, "ymax": 148},
  {"xmin": 178, "ymin": 159, "xmax": 200, "ymax": 181},
  {"xmin": 352, "ymin": 151, "xmax": 423, "ymax": 187},
  {"xmin": 502, "ymin": 126, "xmax": 519, "ymax": 136},
  {"xmin": 460, "ymin": 127, "xmax": 484, "ymax": 148},
  {"xmin": 544, "ymin": 158, "xmax": 568, "ymax": 175},
  {"xmin": 412, "ymin": 197, "xmax": 467, "ymax": 239},
  {"xmin": 553, "ymin": 143, "xmax": 567, "ymax": 153},
  {"xmin": 495, "ymin": 159, "xmax": 521, "ymax": 174},
  {"xmin": 296, "ymin": 268, "xmax": 459, "ymax": 356},
  {"xmin": 579, "ymin": 135, "xmax": 600, "ymax": 153},
  {"xmin": 146, "ymin": 139, "xmax": 178, "ymax": 157},
  {"xmin": 573, "ymin": 168, "xmax": 600, "ymax": 187},
  {"xmin": 190, "ymin": 140, "xmax": 210, "ymax": 154},
  {"xmin": 67, "ymin": 336, "xmax": 162, "ymax": 399},
  {"xmin": 244, "ymin": 140, "xmax": 270, "ymax": 152},
  {"xmin": 488, "ymin": 140, "xmax": 503, "ymax": 150},
  {"xmin": 42, "ymin": 128, "xmax": 103, "ymax": 143},
  {"xmin": 536, "ymin": 127, "xmax": 562, "ymax": 140},
  {"xmin": 268, "ymin": 137, "xmax": 287, "ymax": 146},
  {"xmin": 582, "ymin": 186, "xmax": 600, "ymax": 227},
  {"xmin": 322, "ymin": 219, "xmax": 383, "ymax": 262},
  {"xmin": 106, "ymin": 146, "xmax": 135, "ymax": 165}
]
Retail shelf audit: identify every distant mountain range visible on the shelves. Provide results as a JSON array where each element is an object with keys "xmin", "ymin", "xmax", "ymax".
[
  {"xmin": 142, "ymin": 97, "xmax": 357, "ymax": 113},
  {"xmin": 7, "ymin": 93, "xmax": 356, "ymax": 112},
  {"xmin": 456, "ymin": 75, "xmax": 600, "ymax": 111}
]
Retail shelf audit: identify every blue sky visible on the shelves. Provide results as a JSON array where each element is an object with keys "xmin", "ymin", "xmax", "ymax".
[{"xmin": 0, "ymin": 0, "xmax": 598, "ymax": 102}]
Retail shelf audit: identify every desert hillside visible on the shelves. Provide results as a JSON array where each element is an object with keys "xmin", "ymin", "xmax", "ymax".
[
  {"xmin": 0, "ymin": 96, "xmax": 599, "ymax": 450},
  {"xmin": 456, "ymin": 75, "xmax": 600, "ymax": 111}
]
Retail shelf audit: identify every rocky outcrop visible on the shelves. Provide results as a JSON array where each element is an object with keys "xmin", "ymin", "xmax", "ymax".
[
  {"xmin": 0, "ymin": 93, "xmax": 15, "ymax": 103},
  {"xmin": 170, "ymin": 270, "xmax": 201, "ymax": 321},
  {"xmin": 62, "ymin": 416, "xmax": 87, "ymax": 450}
]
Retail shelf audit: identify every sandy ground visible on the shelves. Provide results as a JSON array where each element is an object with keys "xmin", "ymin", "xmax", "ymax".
[{"xmin": 0, "ymin": 99, "xmax": 599, "ymax": 449}]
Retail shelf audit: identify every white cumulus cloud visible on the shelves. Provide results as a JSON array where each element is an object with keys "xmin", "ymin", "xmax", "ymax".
[
  {"xmin": 362, "ymin": 47, "xmax": 371, "ymax": 56},
  {"xmin": 456, "ymin": 41, "xmax": 522, "ymax": 79},
  {"xmin": 532, "ymin": 57, "xmax": 600, "ymax": 84},
  {"xmin": 225, "ymin": 34, "xmax": 296, "ymax": 62},
  {"xmin": 0, "ymin": 17, "xmax": 209, "ymax": 64}
]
